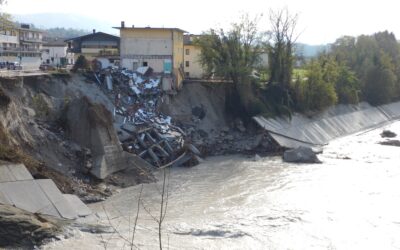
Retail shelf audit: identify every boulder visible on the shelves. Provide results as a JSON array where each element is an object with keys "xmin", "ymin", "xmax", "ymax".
[
  {"xmin": 0, "ymin": 204, "xmax": 63, "ymax": 248},
  {"xmin": 379, "ymin": 140, "xmax": 400, "ymax": 147},
  {"xmin": 253, "ymin": 154, "xmax": 262, "ymax": 162},
  {"xmin": 283, "ymin": 146, "xmax": 322, "ymax": 163},
  {"xmin": 380, "ymin": 130, "xmax": 397, "ymax": 138}
]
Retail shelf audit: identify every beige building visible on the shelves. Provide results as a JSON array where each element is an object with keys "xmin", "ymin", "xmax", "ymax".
[
  {"xmin": 183, "ymin": 35, "xmax": 205, "ymax": 79},
  {"xmin": 0, "ymin": 21, "xmax": 43, "ymax": 69},
  {"xmin": 116, "ymin": 22, "xmax": 186, "ymax": 89}
]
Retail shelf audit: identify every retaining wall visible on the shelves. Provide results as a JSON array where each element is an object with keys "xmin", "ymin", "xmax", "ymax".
[{"xmin": 253, "ymin": 101, "xmax": 400, "ymax": 149}]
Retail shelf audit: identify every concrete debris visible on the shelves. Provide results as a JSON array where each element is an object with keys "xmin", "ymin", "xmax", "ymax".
[
  {"xmin": 283, "ymin": 146, "xmax": 322, "ymax": 164},
  {"xmin": 87, "ymin": 68, "xmax": 201, "ymax": 169}
]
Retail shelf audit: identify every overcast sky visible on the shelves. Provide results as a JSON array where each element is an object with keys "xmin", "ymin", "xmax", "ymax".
[{"xmin": 3, "ymin": 0, "xmax": 400, "ymax": 44}]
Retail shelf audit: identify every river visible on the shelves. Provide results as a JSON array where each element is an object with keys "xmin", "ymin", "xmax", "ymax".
[{"xmin": 43, "ymin": 121, "xmax": 400, "ymax": 250}]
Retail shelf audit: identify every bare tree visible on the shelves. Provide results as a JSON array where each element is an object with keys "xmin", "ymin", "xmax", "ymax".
[
  {"xmin": 141, "ymin": 168, "xmax": 170, "ymax": 250},
  {"xmin": 268, "ymin": 7, "xmax": 300, "ymax": 87},
  {"xmin": 101, "ymin": 184, "xmax": 144, "ymax": 250}
]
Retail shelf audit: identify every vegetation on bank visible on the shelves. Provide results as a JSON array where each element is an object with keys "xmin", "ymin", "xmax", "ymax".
[{"xmin": 196, "ymin": 9, "xmax": 400, "ymax": 119}]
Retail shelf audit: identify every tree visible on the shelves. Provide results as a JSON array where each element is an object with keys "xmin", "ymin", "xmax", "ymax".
[
  {"xmin": 268, "ymin": 8, "xmax": 299, "ymax": 87},
  {"xmin": 197, "ymin": 14, "xmax": 265, "ymax": 116},
  {"xmin": 364, "ymin": 64, "xmax": 396, "ymax": 105},
  {"xmin": 72, "ymin": 55, "xmax": 90, "ymax": 72},
  {"xmin": 335, "ymin": 65, "xmax": 360, "ymax": 104},
  {"xmin": 0, "ymin": 1, "xmax": 14, "ymax": 33},
  {"xmin": 302, "ymin": 59, "xmax": 338, "ymax": 111}
]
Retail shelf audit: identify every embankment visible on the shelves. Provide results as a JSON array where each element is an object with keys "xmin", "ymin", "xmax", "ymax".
[{"xmin": 254, "ymin": 101, "xmax": 400, "ymax": 149}]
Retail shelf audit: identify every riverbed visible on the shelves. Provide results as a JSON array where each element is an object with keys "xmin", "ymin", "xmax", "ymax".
[{"xmin": 43, "ymin": 121, "xmax": 400, "ymax": 250}]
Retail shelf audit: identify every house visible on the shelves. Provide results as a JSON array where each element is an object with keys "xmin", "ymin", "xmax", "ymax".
[
  {"xmin": 115, "ymin": 22, "xmax": 186, "ymax": 89},
  {"xmin": 65, "ymin": 30, "xmax": 120, "ymax": 63},
  {"xmin": 41, "ymin": 39, "xmax": 74, "ymax": 66},
  {"xmin": 183, "ymin": 34, "xmax": 205, "ymax": 79},
  {"xmin": 0, "ymin": 22, "xmax": 43, "ymax": 70}
]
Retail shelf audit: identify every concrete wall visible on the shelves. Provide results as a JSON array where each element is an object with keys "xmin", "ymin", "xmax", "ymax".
[
  {"xmin": 120, "ymin": 29, "xmax": 174, "ymax": 72},
  {"xmin": 41, "ymin": 46, "xmax": 68, "ymax": 66},
  {"xmin": 121, "ymin": 58, "xmax": 167, "ymax": 72},
  {"xmin": 172, "ymin": 30, "xmax": 184, "ymax": 89},
  {"xmin": 184, "ymin": 44, "xmax": 204, "ymax": 78},
  {"xmin": 254, "ymin": 101, "xmax": 400, "ymax": 149}
]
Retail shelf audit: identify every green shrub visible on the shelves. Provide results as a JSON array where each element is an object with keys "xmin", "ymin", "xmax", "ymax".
[{"xmin": 32, "ymin": 94, "xmax": 50, "ymax": 118}]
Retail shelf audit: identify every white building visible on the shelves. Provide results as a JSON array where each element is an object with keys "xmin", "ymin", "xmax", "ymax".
[{"xmin": 41, "ymin": 39, "xmax": 74, "ymax": 66}]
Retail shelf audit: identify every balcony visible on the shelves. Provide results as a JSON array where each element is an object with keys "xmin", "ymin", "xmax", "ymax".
[
  {"xmin": 0, "ymin": 47, "xmax": 41, "ymax": 53},
  {"xmin": 20, "ymin": 37, "xmax": 42, "ymax": 43},
  {"xmin": 0, "ymin": 34, "xmax": 19, "ymax": 44}
]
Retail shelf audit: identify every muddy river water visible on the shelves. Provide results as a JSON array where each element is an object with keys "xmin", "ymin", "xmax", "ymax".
[{"xmin": 43, "ymin": 121, "xmax": 400, "ymax": 250}]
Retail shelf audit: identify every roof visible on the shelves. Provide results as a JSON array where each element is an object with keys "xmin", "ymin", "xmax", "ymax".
[
  {"xmin": 65, "ymin": 32, "xmax": 120, "ymax": 43},
  {"xmin": 42, "ymin": 39, "xmax": 67, "ymax": 47},
  {"xmin": 184, "ymin": 34, "xmax": 202, "ymax": 45},
  {"xmin": 114, "ymin": 26, "xmax": 187, "ymax": 33}
]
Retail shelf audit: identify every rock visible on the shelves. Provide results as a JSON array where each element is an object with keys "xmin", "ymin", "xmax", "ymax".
[
  {"xmin": 121, "ymin": 123, "xmax": 136, "ymax": 134},
  {"xmin": 22, "ymin": 107, "xmax": 36, "ymax": 117},
  {"xmin": 197, "ymin": 129, "xmax": 208, "ymax": 138},
  {"xmin": 0, "ymin": 204, "xmax": 63, "ymax": 248},
  {"xmin": 221, "ymin": 126, "xmax": 230, "ymax": 133},
  {"xmin": 252, "ymin": 134, "xmax": 264, "ymax": 148},
  {"xmin": 225, "ymin": 135, "xmax": 234, "ymax": 141},
  {"xmin": 379, "ymin": 140, "xmax": 400, "ymax": 147},
  {"xmin": 253, "ymin": 154, "xmax": 262, "ymax": 162},
  {"xmin": 187, "ymin": 144, "xmax": 201, "ymax": 156},
  {"xmin": 283, "ymin": 146, "xmax": 322, "ymax": 163},
  {"xmin": 192, "ymin": 105, "xmax": 206, "ymax": 119},
  {"xmin": 381, "ymin": 130, "xmax": 397, "ymax": 138},
  {"xmin": 234, "ymin": 119, "xmax": 246, "ymax": 133}
]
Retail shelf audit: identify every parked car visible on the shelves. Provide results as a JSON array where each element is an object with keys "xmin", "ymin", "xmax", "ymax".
[
  {"xmin": 7, "ymin": 62, "xmax": 22, "ymax": 70},
  {"xmin": 39, "ymin": 63, "xmax": 55, "ymax": 71}
]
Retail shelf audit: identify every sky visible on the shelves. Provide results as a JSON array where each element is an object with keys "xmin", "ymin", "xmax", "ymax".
[{"xmin": 2, "ymin": 0, "xmax": 400, "ymax": 44}]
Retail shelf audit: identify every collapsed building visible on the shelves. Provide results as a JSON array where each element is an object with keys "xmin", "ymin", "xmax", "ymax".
[{"xmin": 85, "ymin": 66, "xmax": 202, "ymax": 177}]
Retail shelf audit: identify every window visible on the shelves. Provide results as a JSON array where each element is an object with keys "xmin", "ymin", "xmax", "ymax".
[
  {"xmin": 143, "ymin": 61, "xmax": 148, "ymax": 67},
  {"xmin": 185, "ymin": 49, "xmax": 190, "ymax": 55},
  {"xmin": 185, "ymin": 61, "xmax": 189, "ymax": 67},
  {"xmin": 185, "ymin": 72, "xmax": 190, "ymax": 77}
]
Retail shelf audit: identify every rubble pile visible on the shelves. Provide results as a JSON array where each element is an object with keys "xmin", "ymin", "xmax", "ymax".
[
  {"xmin": 182, "ymin": 122, "xmax": 279, "ymax": 156},
  {"xmin": 92, "ymin": 67, "xmax": 201, "ymax": 168}
]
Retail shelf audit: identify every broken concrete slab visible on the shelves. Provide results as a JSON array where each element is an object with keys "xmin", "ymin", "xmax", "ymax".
[
  {"xmin": 0, "ymin": 166, "xmax": 15, "ymax": 183},
  {"xmin": 0, "ymin": 164, "xmax": 34, "ymax": 183},
  {"xmin": 7, "ymin": 163, "xmax": 34, "ymax": 181},
  {"xmin": 0, "ymin": 163, "xmax": 92, "ymax": 220},
  {"xmin": 36, "ymin": 179, "xmax": 78, "ymax": 220},
  {"xmin": 0, "ymin": 180, "xmax": 61, "ymax": 218},
  {"xmin": 0, "ymin": 190, "xmax": 12, "ymax": 205},
  {"xmin": 63, "ymin": 194, "xmax": 92, "ymax": 217}
]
